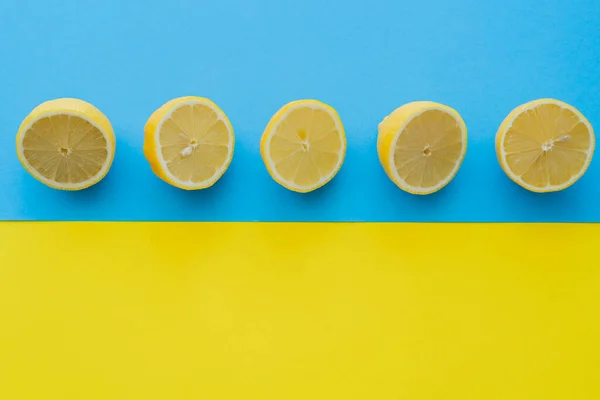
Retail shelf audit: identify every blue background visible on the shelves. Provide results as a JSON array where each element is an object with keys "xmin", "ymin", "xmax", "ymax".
[{"xmin": 1, "ymin": 0, "xmax": 599, "ymax": 222}]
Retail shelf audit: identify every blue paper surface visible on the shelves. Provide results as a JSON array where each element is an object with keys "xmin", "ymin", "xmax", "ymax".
[{"xmin": 1, "ymin": 0, "xmax": 599, "ymax": 221}]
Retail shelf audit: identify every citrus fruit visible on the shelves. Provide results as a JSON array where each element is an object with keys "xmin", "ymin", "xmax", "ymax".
[
  {"xmin": 377, "ymin": 101, "xmax": 467, "ymax": 195},
  {"xmin": 260, "ymin": 100, "xmax": 346, "ymax": 193},
  {"xmin": 496, "ymin": 99, "xmax": 594, "ymax": 192},
  {"xmin": 144, "ymin": 96, "xmax": 235, "ymax": 190},
  {"xmin": 16, "ymin": 98, "xmax": 115, "ymax": 190}
]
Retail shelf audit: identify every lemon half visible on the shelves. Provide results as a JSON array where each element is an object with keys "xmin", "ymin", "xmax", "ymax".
[
  {"xmin": 16, "ymin": 98, "xmax": 115, "ymax": 190},
  {"xmin": 496, "ymin": 99, "xmax": 594, "ymax": 192},
  {"xmin": 378, "ymin": 101, "xmax": 467, "ymax": 195},
  {"xmin": 144, "ymin": 96, "xmax": 235, "ymax": 190},
  {"xmin": 260, "ymin": 100, "xmax": 346, "ymax": 193}
]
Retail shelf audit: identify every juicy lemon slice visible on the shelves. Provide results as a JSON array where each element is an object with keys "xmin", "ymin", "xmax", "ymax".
[
  {"xmin": 16, "ymin": 98, "xmax": 115, "ymax": 190},
  {"xmin": 144, "ymin": 96, "xmax": 235, "ymax": 190},
  {"xmin": 260, "ymin": 100, "xmax": 346, "ymax": 193},
  {"xmin": 496, "ymin": 99, "xmax": 594, "ymax": 192},
  {"xmin": 378, "ymin": 101, "xmax": 467, "ymax": 195}
]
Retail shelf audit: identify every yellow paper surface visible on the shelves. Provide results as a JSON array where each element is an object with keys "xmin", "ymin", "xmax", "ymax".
[{"xmin": 1, "ymin": 222, "xmax": 599, "ymax": 399}]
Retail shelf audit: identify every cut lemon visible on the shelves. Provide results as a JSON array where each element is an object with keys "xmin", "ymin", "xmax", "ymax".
[
  {"xmin": 144, "ymin": 96, "xmax": 235, "ymax": 190},
  {"xmin": 16, "ymin": 98, "xmax": 115, "ymax": 190},
  {"xmin": 496, "ymin": 99, "xmax": 594, "ymax": 193},
  {"xmin": 377, "ymin": 101, "xmax": 467, "ymax": 195},
  {"xmin": 260, "ymin": 100, "xmax": 346, "ymax": 193}
]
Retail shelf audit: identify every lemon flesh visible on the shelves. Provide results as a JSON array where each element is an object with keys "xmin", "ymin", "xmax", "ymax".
[
  {"xmin": 378, "ymin": 101, "xmax": 467, "ymax": 195},
  {"xmin": 16, "ymin": 98, "xmax": 115, "ymax": 190},
  {"xmin": 261, "ymin": 100, "xmax": 346, "ymax": 193},
  {"xmin": 496, "ymin": 99, "xmax": 594, "ymax": 192},
  {"xmin": 144, "ymin": 97, "xmax": 235, "ymax": 190}
]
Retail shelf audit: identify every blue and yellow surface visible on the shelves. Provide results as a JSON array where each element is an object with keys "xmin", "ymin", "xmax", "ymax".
[{"xmin": 1, "ymin": 1, "xmax": 599, "ymax": 399}]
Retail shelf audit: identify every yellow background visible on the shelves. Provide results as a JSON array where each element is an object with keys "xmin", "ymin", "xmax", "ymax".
[{"xmin": 1, "ymin": 223, "xmax": 598, "ymax": 399}]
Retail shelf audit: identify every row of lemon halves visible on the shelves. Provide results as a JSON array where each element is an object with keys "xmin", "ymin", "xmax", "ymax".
[{"xmin": 15, "ymin": 97, "xmax": 595, "ymax": 194}]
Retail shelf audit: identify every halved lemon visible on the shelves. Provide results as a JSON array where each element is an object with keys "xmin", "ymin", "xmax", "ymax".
[
  {"xmin": 377, "ymin": 101, "xmax": 467, "ymax": 195},
  {"xmin": 260, "ymin": 100, "xmax": 346, "ymax": 193},
  {"xmin": 496, "ymin": 99, "xmax": 594, "ymax": 192},
  {"xmin": 144, "ymin": 96, "xmax": 235, "ymax": 190},
  {"xmin": 16, "ymin": 98, "xmax": 115, "ymax": 190}
]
